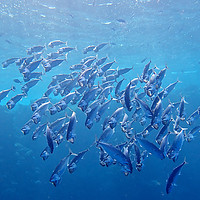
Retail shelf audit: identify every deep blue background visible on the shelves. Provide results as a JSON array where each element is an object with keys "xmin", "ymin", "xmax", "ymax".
[{"xmin": 0, "ymin": 0, "xmax": 200, "ymax": 199}]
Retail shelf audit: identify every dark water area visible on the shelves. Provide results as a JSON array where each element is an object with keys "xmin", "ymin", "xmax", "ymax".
[{"xmin": 1, "ymin": 0, "xmax": 200, "ymax": 200}]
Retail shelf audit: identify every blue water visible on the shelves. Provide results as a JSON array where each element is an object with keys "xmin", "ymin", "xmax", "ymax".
[{"xmin": 1, "ymin": 0, "xmax": 200, "ymax": 199}]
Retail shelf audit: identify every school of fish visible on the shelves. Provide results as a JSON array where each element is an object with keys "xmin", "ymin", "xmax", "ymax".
[{"xmin": 2, "ymin": 40, "xmax": 199, "ymax": 194}]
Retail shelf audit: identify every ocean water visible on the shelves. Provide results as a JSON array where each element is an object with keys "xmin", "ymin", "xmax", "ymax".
[{"xmin": 0, "ymin": 0, "xmax": 200, "ymax": 199}]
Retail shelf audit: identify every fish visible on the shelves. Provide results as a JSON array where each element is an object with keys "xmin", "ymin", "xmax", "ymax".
[
  {"xmin": 186, "ymin": 126, "xmax": 200, "ymax": 142},
  {"xmin": 70, "ymin": 64, "xmax": 85, "ymax": 71},
  {"xmin": 49, "ymin": 116, "xmax": 67, "ymax": 134},
  {"xmin": 97, "ymin": 141, "xmax": 132, "ymax": 175},
  {"xmin": 50, "ymin": 152, "xmax": 72, "ymax": 187},
  {"xmin": 105, "ymin": 69, "xmax": 117, "ymax": 76},
  {"xmin": 132, "ymin": 107, "xmax": 142, "ymax": 122},
  {"xmin": 151, "ymin": 98, "xmax": 162, "ymax": 129},
  {"xmin": 140, "ymin": 60, "xmax": 151, "ymax": 82},
  {"xmin": 93, "ymin": 43, "xmax": 108, "ymax": 52},
  {"xmin": 186, "ymin": 107, "xmax": 200, "ymax": 125},
  {"xmin": 96, "ymin": 56, "xmax": 108, "ymax": 66},
  {"xmin": 167, "ymin": 129, "xmax": 185, "ymax": 162},
  {"xmin": 108, "ymin": 107, "xmax": 124, "ymax": 129},
  {"xmin": 177, "ymin": 97, "xmax": 186, "ymax": 120},
  {"xmin": 40, "ymin": 146, "xmax": 51, "ymax": 161},
  {"xmin": 98, "ymin": 126, "xmax": 114, "ymax": 143},
  {"xmin": 81, "ymin": 56, "xmax": 96, "ymax": 64},
  {"xmin": 43, "ymin": 59, "xmax": 65, "ymax": 72},
  {"xmin": 137, "ymin": 138, "xmax": 165, "ymax": 160},
  {"xmin": 83, "ymin": 57, "xmax": 96, "ymax": 67},
  {"xmin": 166, "ymin": 160, "xmax": 187, "ymax": 194},
  {"xmin": 98, "ymin": 86, "xmax": 113, "ymax": 99},
  {"xmin": 162, "ymin": 102, "xmax": 173, "ymax": 125},
  {"xmin": 49, "ymin": 102, "xmax": 60, "ymax": 115},
  {"xmin": 57, "ymin": 92, "xmax": 75, "ymax": 112},
  {"xmin": 0, "ymin": 86, "xmax": 15, "ymax": 102},
  {"xmin": 31, "ymin": 101, "xmax": 51, "ymax": 124},
  {"xmin": 78, "ymin": 87, "xmax": 99, "ymax": 112},
  {"xmin": 87, "ymin": 71, "xmax": 98, "ymax": 88},
  {"xmin": 163, "ymin": 80, "xmax": 180, "ymax": 98},
  {"xmin": 47, "ymin": 52, "xmax": 63, "ymax": 59},
  {"xmin": 116, "ymin": 66, "xmax": 133, "ymax": 77},
  {"xmin": 48, "ymin": 40, "xmax": 67, "ymax": 48},
  {"xmin": 156, "ymin": 122, "xmax": 171, "ymax": 145},
  {"xmin": 23, "ymin": 72, "xmax": 43, "ymax": 82},
  {"xmin": 13, "ymin": 79, "xmax": 22, "ymax": 84},
  {"xmin": 124, "ymin": 82, "xmax": 132, "ymax": 111},
  {"xmin": 160, "ymin": 132, "xmax": 171, "ymax": 157},
  {"xmin": 31, "ymin": 97, "xmax": 49, "ymax": 111},
  {"xmin": 32, "ymin": 123, "xmax": 48, "ymax": 140},
  {"xmin": 83, "ymin": 45, "xmax": 95, "ymax": 54},
  {"xmin": 55, "ymin": 123, "xmax": 69, "ymax": 145},
  {"xmin": 85, "ymin": 104, "xmax": 100, "ymax": 129},
  {"xmin": 116, "ymin": 19, "xmax": 126, "ymax": 23},
  {"xmin": 135, "ymin": 94, "xmax": 153, "ymax": 119},
  {"xmin": 141, "ymin": 57, "xmax": 147, "ymax": 63},
  {"xmin": 115, "ymin": 78, "xmax": 124, "ymax": 97},
  {"xmin": 102, "ymin": 74, "xmax": 117, "ymax": 83},
  {"xmin": 98, "ymin": 60, "xmax": 116, "ymax": 76},
  {"xmin": 15, "ymin": 57, "xmax": 26, "ymax": 66},
  {"xmin": 22, "ymin": 59, "xmax": 43, "ymax": 77},
  {"xmin": 66, "ymin": 112, "xmax": 77, "ymax": 143},
  {"xmin": 46, "ymin": 125, "xmax": 54, "ymax": 154},
  {"xmin": 133, "ymin": 142, "xmax": 147, "ymax": 172},
  {"xmin": 43, "ymin": 86, "xmax": 55, "ymax": 97},
  {"xmin": 67, "ymin": 149, "xmax": 89, "ymax": 173},
  {"xmin": 2, "ymin": 58, "xmax": 19, "ymax": 68},
  {"xmin": 21, "ymin": 119, "xmax": 34, "ymax": 135},
  {"xmin": 58, "ymin": 46, "xmax": 76, "ymax": 54},
  {"xmin": 27, "ymin": 45, "xmax": 45, "ymax": 55},
  {"xmin": 85, "ymin": 99, "xmax": 103, "ymax": 114},
  {"xmin": 6, "ymin": 93, "xmax": 24, "ymax": 109},
  {"xmin": 173, "ymin": 115, "xmax": 181, "ymax": 132},
  {"xmin": 21, "ymin": 79, "xmax": 41, "ymax": 94},
  {"xmin": 130, "ymin": 78, "xmax": 139, "ymax": 86}
]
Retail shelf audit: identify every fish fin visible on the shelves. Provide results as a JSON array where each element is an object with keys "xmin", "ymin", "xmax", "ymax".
[{"xmin": 65, "ymin": 41, "xmax": 68, "ymax": 46}]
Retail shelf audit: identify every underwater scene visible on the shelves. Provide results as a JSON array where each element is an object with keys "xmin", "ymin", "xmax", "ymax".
[{"xmin": 1, "ymin": 0, "xmax": 200, "ymax": 199}]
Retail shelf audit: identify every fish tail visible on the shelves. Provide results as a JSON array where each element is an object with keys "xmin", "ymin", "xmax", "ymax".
[
  {"xmin": 74, "ymin": 45, "xmax": 78, "ymax": 51},
  {"xmin": 131, "ymin": 65, "xmax": 134, "ymax": 72},
  {"xmin": 183, "ymin": 157, "xmax": 188, "ymax": 165},
  {"xmin": 44, "ymin": 43, "xmax": 47, "ymax": 50},
  {"xmin": 11, "ymin": 86, "xmax": 16, "ymax": 91},
  {"xmin": 176, "ymin": 77, "xmax": 182, "ymax": 84},
  {"xmin": 65, "ymin": 53, "xmax": 69, "ymax": 62},
  {"xmin": 168, "ymin": 99, "xmax": 174, "ymax": 108},
  {"xmin": 106, "ymin": 54, "xmax": 109, "ymax": 60},
  {"xmin": 68, "ymin": 148, "xmax": 77, "ymax": 156}
]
